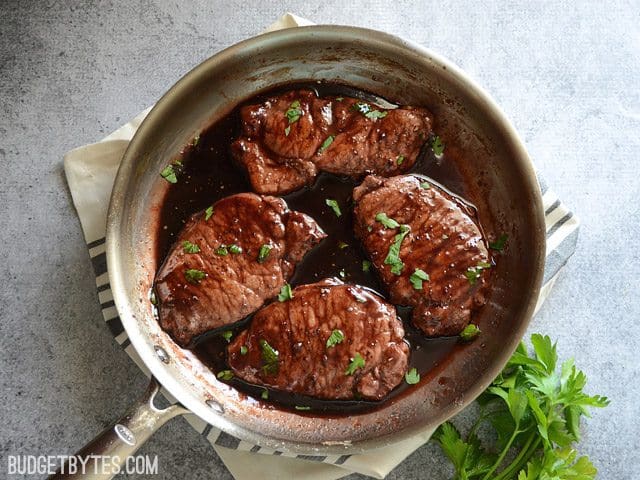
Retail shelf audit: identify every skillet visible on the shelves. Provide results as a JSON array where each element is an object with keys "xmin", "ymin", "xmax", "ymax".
[{"xmin": 52, "ymin": 25, "xmax": 545, "ymax": 479}]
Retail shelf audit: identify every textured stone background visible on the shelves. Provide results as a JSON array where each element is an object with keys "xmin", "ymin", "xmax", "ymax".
[{"xmin": 1, "ymin": 1, "xmax": 638, "ymax": 479}]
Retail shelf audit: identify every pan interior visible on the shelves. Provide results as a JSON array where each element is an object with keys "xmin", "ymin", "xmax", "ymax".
[{"xmin": 106, "ymin": 26, "xmax": 545, "ymax": 454}]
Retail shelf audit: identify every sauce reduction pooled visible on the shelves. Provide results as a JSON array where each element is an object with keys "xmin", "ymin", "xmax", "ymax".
[{"xmin": 156, "ymin": 83, "xmax": 475, "ymax": 414}]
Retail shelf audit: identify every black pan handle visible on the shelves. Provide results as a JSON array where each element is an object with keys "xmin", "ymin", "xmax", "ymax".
[{"xmin": 49, "ymin": 377, "xmax": 188, "ymax": 479}]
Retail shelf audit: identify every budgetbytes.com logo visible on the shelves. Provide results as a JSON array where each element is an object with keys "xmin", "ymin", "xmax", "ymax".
[{"xmin": 6, "ymin": 455, "xmax": 159, "ymax": 476}]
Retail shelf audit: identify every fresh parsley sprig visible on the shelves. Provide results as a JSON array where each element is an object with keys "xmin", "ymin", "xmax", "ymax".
[{"xmin": 433, "ymin": 334, "xmax": 609, "ymax": 480}]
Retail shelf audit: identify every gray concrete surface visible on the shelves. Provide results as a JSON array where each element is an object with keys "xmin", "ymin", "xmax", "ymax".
[{"xmin": 1, "ymin": 1, "xmax": 638, "ymax": 479}]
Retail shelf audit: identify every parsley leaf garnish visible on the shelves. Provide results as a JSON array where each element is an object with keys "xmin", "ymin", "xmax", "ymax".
[
  {"xmin": 277, "ymin": 283, "xmax": 293, "ymax": 302},
  {"xmin": 215, "ymin": 245, "xmax": 228, "ymax": 256},
  {"xmin": 490, "ymin": 233, "xmax": 508, "ymax": 251},
  {"xmin": 160, "ymin": 165, "xmax": 178, "ymax": 184},
  {"xmin": 362, "ymin": 260, "xmax": 372, "ymax": 272},
  {"xmin": 459, "ymin": 324, "xmax": 481, "ymax": 341},
  {"xmin": 432, "ymin": 333, "xmax": 609, "ymax": 480},
  {"xmin": 396, "ymin": 155, "xmax": 405, "ymax": 165},
  {"xmin": 216, "ymin": 370, "xmax": 234, "ymax": 381},
  {"xmin": 325, "ymin": 198, "xmax": 342, "ymax": 217},
  {"xmin": 405, "ymin": 368, "xmax": 420, "ymax": 385},
  {"xmin": 345, "ymin": 353, "xmax": 365, "ymax": 375},
  {"xmin": 285, "ymin": 100, "xmax": 303, "ymax": 124},
  {"xmin": 410, "ymin": 268, "xmax": 430, "ymax": 290},
  {"xmin": 184, "ymin": 269, "xmax": 206, "ymax": 284},
  {"xmin": 228, "ymin": 244, "xmax": 242, "ymax": 254},
  {"xmin": 259, "ymin": 339, "xmax": 279, "ymax": 375},
  {"xmin": 384, "ymin": 225, "xmax": 410, "ymax": 275},
  {"xmin": 465, "ymin": 261, "xmax": 491, "ymax": 285},
  {"xmin": 295, "ymin": 405, "xmax": 311, "ymax": 411},
  {"xmin": 257, "ymin": 244, "xmax": 272, "ymax": 263},
  {"xmin": 420, "ymin": 181, "xmax": 431, "ymax": 189},
  {"xmin": 431, "ymin": 135, "xmax": 445, "ymax": 156},
  {"xmin": 261, "ymin": 389, "xmax": 269, "ymax": 400},
  {"xmin": 352, "ymin": 102, "xmax": 388, "ymax": 119},
  {"xmin": 221, "ymin": 330, "xmax": 233, "ymax": 343},
  {"xmin": 284, "ymin": 125, "xmax": 291, "ymax": 136},
  {"xmin": 318, "ymin": 135, "xmax": 334, "ymax": 153},
  {"xmin": 326, "ymin": 329, "xmax": 345, "ymax": 348},
  {"xmin": 338, "ymin": 241, "xmax": 349, "ymax": 249},
  {"xmin": 375, "ymin": 212, "xmax": 400, "ymax": 229},
  {"xmin": 182, "ymin": 240, "xmax": 200, "ymax": 254},
  {"xmin": 240, "ymin": 345, "xmax": 248, "ymax": 355},
  {"xmin": 204, "ymin": 206, "xmax": 214, "ymax": 221}
]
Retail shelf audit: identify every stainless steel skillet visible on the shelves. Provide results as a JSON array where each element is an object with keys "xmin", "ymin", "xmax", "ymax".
[{"xmin": 53, "ymin": 26, "xmax": 545, "ymax": 479}]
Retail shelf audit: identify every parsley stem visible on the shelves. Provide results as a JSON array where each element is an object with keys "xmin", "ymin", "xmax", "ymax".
[
  {"xmin": 493, "ymin": 434, "xmax": 541, "ymax": 480},
  {"xmin": 481, "ymin": 424, "xmax": 520, "ymax": 480}
]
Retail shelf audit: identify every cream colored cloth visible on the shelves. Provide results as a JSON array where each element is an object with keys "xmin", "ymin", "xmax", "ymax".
[{"xmin": 63, "ymin": 12, "xmax": 578, "ymax": 480}]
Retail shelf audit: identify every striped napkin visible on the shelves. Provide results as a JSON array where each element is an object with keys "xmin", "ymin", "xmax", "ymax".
[{"xmin": 63, "ymin": 13, "xmax": 579, "ymax": 480}]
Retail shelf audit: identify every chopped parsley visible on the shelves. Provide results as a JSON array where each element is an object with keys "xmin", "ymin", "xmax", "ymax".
[
  {"xmin": 217, "ymin": 370, "xmax": 234, "ymax": 381},
  {"xmin": 459, "ymin": 324, "xmax": 481, "ymax": 341},
  {"xmin": 405, "ymin": 368, "xmax": 420, "ymax": 385},
  {"xmin": 420, "ymin": 181, "xmax": 431, "ymax": 189},
  {"xmin": 160, "ymin": 165, "xmax": 178, "ymax": 184},
  {"xmin": 325, "ymin": 198, "xmax": 342, "ymax": 217},
  {"xmin": 345, "ymin": 353, "xmax": 365, "ymax": 375},
  {"xmin": 339, "ymin": 269, "xmax": 346, "ymax": 279},
  {"xmin": 396, "ymin": 155, "xmax": 405, "ymax": 165},
  {"xmin": 384, "ymin": 225, "xmax": 410, "ymax": 275},
  {"xmin": 261, "ymin": 389, "xmax": 269, "ymax": 400},
  {"xmin": 215, "ymin": 245, "xmax": 229, "ymax": 256},
  {"xmin": 335, "ymin": 96, "xmax": 344, "ymax": 101},
  {"xmin": 285, "ymin": 100, "xmax": 303, "ymax": 124},
  {"xmin": 318, "ymin": 135, "xmax": 334, "ymax": 153},
  {"xmin": 465, "ymin": 261, "xmax": 492, "ymax": 285},
  {"xmin": 432, "ymin": 135, "xmax": 445, "ymax": 156},
  {"xmin": 375, "ymin": 212, "xmax": 400, "ymax": 229},
  {"xmin": 277, "ymin": 283, "xmax": 293, "ymax": 302},
  {"xmin": 221, "ymin": 330, "xmax": 233, "ymax": 343},
  {"xmin": 257, "ymin": 244, "xmax": 272, "ymax": 263},
  {"xmin": 295, "ymin": 405, "xmax": 311, "ymax": 411},
  {"xmin": 362, "ymin": 260, "xmax": 372, "ymax": 272},
  {"xmin": 204, "ymin": 206, "xmax": 214, "ymax": 221},
  {"xmin": 326, "ymin": 329, "xmax": 345, "ymax": 348},
  {"xmin": 192, "ymin": 134, "xmax": 200, "ymax": 147},
  {"xmin": 182, "ymin": 240, "xmax": 200, "ymax": 254},
  {"xmin": 284, "ymin": 125, "xmax": 291, "ymax": 136},
  {"xmin": 352, "ymin": 102, "xmax": 388, "ymax": 119},
  {"xmin": 240, "ymin": 345, "xmax": 248, "ymax": 355},
  {"xmin": 228, "ymin": 244, "xmax": 242, "ymax": 254},
  {"xmin": 259, "ymin": 339, "xmax": 279, "ymax": 375},
  {"xmin": 184, "ymin": 269, "xmax": 206, "ymax": 284},
  {"xmin": 338, "ymin": 241, "xmax": 349, "ymax": 249},
  {"xmin": 489, "ymin": 233, "xmax": 508, "ymax": 251},
  {"xmin": 410, "ymin": 268, "xmax": 430, "ymax": 290}
]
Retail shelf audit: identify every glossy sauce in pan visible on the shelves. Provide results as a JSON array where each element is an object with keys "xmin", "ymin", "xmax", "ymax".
[{"xmin": 156, "ymin": 83, "xmax": 478, "ymax": 414}]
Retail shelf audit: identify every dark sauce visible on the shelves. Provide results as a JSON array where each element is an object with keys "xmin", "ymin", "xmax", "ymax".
[{"xmin": 156, "ymin": 82, "xmax": 470, "ymax": 415}]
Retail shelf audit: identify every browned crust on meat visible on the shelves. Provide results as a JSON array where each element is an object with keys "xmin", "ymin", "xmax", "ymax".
[
  {"xmin": 155, "ymin": 193, "xmax": 326, "ymax": 346},
  {"xmin": 227, "ymin": 278, "xmax": 409, "ymax": 400},
  {"xmin": 353, "ymin": 175, "xmax": 490, "ymax": 336}
]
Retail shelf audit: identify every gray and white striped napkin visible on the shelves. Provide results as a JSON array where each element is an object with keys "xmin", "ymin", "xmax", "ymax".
[{"xmin": 63, "ymin": 13, "xmax": 579, "ymax": 480}]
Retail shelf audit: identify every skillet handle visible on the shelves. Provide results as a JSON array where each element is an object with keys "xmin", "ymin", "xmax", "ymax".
[{"xmin": 49, "ymin": 377, "xmax": 188, "ymax": 480}]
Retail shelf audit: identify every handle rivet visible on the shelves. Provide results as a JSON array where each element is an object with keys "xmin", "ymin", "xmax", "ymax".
[
  {"xmin": 115, "ymin": 423, "xmax": 136, "ymax": 445},
  {"xmin": 154, "ymin": 345, "xmax": 170, "ymax": 363},
  {"xmin": 206, "ymin": 399, "xmax": 224, "ymax": 414}
]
